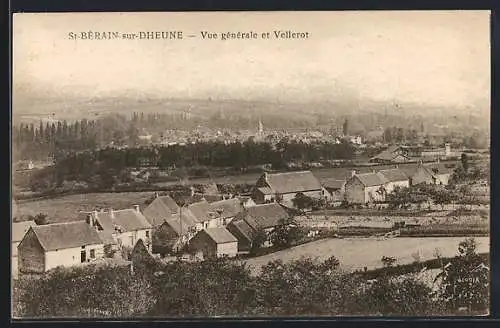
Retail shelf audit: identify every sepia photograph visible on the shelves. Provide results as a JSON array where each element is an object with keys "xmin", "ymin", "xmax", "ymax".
[{"xmin": 11, "ymin": 11, "xmax": 490, "ymax": 318}]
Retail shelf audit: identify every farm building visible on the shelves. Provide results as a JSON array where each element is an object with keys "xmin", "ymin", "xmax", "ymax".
[
  {"xmin": 189, "ymin": 227, "xmax": 238, "ymax": 259},
  {"xmin": 252, "ymin": 171, "xmax": 328, "ymax": 207},
  {"xmin": 12, "ymin": 220, "xmax": 37, "ymax": 258},
  {"xmin": 188, "ymin": 199, "xmax": 222, "ymax": 229},
  {"xmin": 226, "ymin": 219, "xmax": 255, "ymax": 252},
  {"xmin": 229, "ymin": 203, "xmax": 290, "ymax": 248},
  {"xmin": 153, "ymin": 207, "xmax": 200, "ymax": 253},
  {"xmin": 377, "ymin": 168, "xmax": 410, "ymax": 193},
  {"xmin": 143, "ymin": 194, "xmax": 180, "ymax": 227},
  {"xmin": 210, "ymin": 198, "xmax": 245, "ymax": 225},
  {"xmin": 411, "ymin": 162, "xmax": 454, "ymax": 186},
  {"xmin": 86, "ymin": 206, "xmax": 153, "ymax": 252},
  {"xmin": 238, "ymin": 196, "xmax": 257, "ymax": 208},
  {"xmin": 18, "ymin": 221, "xmax": 105, "ymax": 273},
  {"xmin": 344, "ymin": 171, "xmax": 387, "ymax": 204},
  {"xmin": 370, "ymin": 145, "xmax": 410, "ymax": 164},
  {"xmin": 321, "ymin": 178, "xmax": 346, "ymax": 205}
]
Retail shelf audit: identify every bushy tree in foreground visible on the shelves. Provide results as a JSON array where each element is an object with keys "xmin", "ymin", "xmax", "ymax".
[{"xmin": 434, "ymin": 238, "xmax": 489, "ymax": 312}]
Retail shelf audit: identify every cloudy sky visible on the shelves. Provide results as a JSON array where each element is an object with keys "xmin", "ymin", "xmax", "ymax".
[{"xmin": 13, "ymin": 11, "xmax": 490, "ymax": 112}]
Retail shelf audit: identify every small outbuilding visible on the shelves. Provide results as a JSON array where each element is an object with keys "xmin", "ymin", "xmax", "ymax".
[{"xmin": 188, "ymin": 227, "xmax": 238, "ymax": 259}]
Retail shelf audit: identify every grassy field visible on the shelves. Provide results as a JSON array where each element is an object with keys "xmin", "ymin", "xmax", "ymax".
[
  {"xmin": 154, "ymin": 161, "xmax": 456, "ymax": 187},
  {"xmin": 243, "ymin": 236, "xmax": 490, "ymax": 275},
  {"xmin": 15, "ymin": 192, "xmax": 157, "ymax": 223}
]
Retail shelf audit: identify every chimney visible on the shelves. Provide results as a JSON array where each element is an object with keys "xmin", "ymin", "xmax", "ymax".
[
  {"xmin": 154, "ymin": 192, "xmax": 159, "ymax": 199},
  {"xmin": 418, "ymin": 159, "xmax": 423, "ymax": 166},
  {"xmin": 133, "ymin": 205, "xmax": 140, "ymax": 213},
  {"xmin": 395, "ymin": 165, "xmax": 399, "ymax": 169},
  {"xmin": 263, "ymin": 172, "xmax": 269, "ymax": 182},
  {"xmin": 351, "ymin": 170, "xmax": 356, "ymax": 177},
  {"xmin": 109, "ymin": 208, "xmax": 115, "ymax": 218}
]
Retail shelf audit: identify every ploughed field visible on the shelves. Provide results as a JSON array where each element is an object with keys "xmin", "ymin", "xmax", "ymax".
[
  {"xmin": 15, "ymin": 192, "xmax": 156, "ymax": 223},
  {"xmin": 243, "ymin": 236, "xmax": 490, "ymax": 275}
]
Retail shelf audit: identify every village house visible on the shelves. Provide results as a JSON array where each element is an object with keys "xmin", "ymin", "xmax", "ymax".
[
  {"xmin": 370, "ymin": 145, "xmax": 410, "ymax": 164},
  {"xmin": 377, "ymin": 168, "xmax": 410, "ymax": 194},
  {"xmin": 344, "ymin": 171, "xmax": 388, "ymax": 204},
  {"xmin": 188, "ymin": 227, "xmax": 238, "ymax": 259},
  {"xmin": 252, "ymin": 171, "xmax": 328, "ymax": 207},
  {"xmin": 143, "ymin": 194, "xmax": 180, "ymax": 227},
  {"xmin": 154, "ymin": 207, "xmax": 200, "ymax": 253},
  {"xmin": 18, "ymin": 221, "xmax": 105, "ymax": 273},
  {"xmin": 228, "ymin": 203, "xmax": 290, "ymax": 249},
  {"xmin": 321, "ymin": 178, "xmax": 346, "ymax": 206},
  {"xmin": 188, "ymin": 199, "xmax": 221, "ymax": 229},
  {"xmin": 226, "ymin": 219, "xmax": 255, "ymax": 253},
  {"xmin": 210, "ymin": 198, "xmax": 245, "ymax": 226},
  {"xmin": 238, "ymin": 196, "xmax": 257, "ymax": 208},
  {"xmin": 86, "ymin": 206, "xmax": 153, "ymax": 252},
  {"xmin": 411, "ymin": 161, "xmax": 454, "ymax": 186},
  {"xmin": 12, "ymin": 220, "xmax": 37, "ymax": 258}
]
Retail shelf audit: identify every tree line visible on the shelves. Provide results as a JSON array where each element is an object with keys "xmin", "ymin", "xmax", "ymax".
[{"xmin": 13, "ymin": 238, "xmax": 489, "ymax": 317}]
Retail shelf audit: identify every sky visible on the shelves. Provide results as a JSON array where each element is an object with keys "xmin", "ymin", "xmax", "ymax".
[{"xmin": 13, "ymin": 11, "xmax": 490, "ymax": 113}]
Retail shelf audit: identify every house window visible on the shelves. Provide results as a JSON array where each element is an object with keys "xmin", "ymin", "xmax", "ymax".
[
  {"xmin": 145, "ymin": 231, "xmax": 150, "ymax": 238},
  {"xmin": 90, "ymin": 249, "xmax": 95, "ymax": 259},
  {"xmin": 81, "ymin": 246, "xmax": 85, "ymax": 249}
]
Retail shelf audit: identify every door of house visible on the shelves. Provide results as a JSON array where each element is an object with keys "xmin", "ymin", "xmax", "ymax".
[{"xmin": 81, "ymin": 251, "xmax": 86, "ymax": 263}]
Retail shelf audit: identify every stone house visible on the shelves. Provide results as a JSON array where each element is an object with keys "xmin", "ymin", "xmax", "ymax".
[
  {"xmin": 188, "ymin": 227, "xmax": 238, "ymax": 259},
  {"xmin": 18, "ymin": 221, "xmax": 104, "ymax": 273}
]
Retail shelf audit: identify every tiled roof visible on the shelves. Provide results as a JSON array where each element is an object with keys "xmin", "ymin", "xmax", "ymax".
[
  {"xmin": 371, "ymin": 146, "xmax": 408, "ymax": 161},
  {"xmin": 355, "ymin": 173, "xmax": 387, "ymax": 187},
  {"xmin": 163, "ymin": 208, "xmax": 198, "ymax": 236},
  {"xmin": 264, "ymin": 171, "xmax": 323, "ymax": 194},
  {"xmin": 97, "ymin": 230, "xmax": 115, "ymax": 245},
  {"xmin": 321, "ymin": 178, "xmax": 346, "ymax": 190},
  {"xmin": 210, "ymin": 198, "xmax": 245, "ymax": 219},
  {"xmin": 202, "ymin": 227, "xmax": 238, "ymax": 244},
  {"xmin": 424, "ymin": 162, "xmax": 456, "ymax": 175},
  {"xmin": 143, "ymin": 195, "xmax": 180, "ymax": 226},
  {"xmin": 377, "ymin": 169, "xmax": 409, "ymax": 182},
  {"xmin": 12, "ymin": 220, "xmax": 36, "ymax": 243},
  {"xmin": 227, "ymin": 219, "xmax": 255, "ymax": 242},
  {"xmin": 257, "ymin": 187, "xmax": 273, "ymax": 195},
  {"xmin": 94, "ymin": 209, "xmax": 152, "ymax": 233},
  {"xmin": 187, "ymin": 200, "xmax": 213, "ymax": 223},
  {"xmin": 31, "ymin": 221, "xmax": 103, "ymax": 251},
  {"xmin": 238, "ymin": 203, "xmax": 289, "ymax": 230}
]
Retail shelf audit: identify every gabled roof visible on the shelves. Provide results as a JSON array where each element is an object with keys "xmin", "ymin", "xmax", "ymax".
[
  {"xmin": 30, "ymin": 221, "xmax": 103, "ymax": 251},
  {"xmin": 94, "ymin": 209, "xmax": 152, "ymax": 233},
  {"xmin": 424, "ymin": 162, "xmax": 455, "ymax": 175},
  {"xmin": 321, "ymin": 178, "xmax": 346, "ymax": 190},
  {"xmin": 187, "ymin": 200, "xmax": 213, "ymax": 223},
  {"xmin": 202, "ymin": 227, "xmax": 238, "ymax": 244},
  {"xmin": 12, "ymin": 220, "xmax": 37, "ymax": 243},
  {"xmin": 97, "ymin": 230, "xmax": 115, "ymax": 245},
  {"xmin": 377, "ymin": 169, "xmax": 408, "ymax": 182},
  {"xmin": 143, "ymin": 195, "xmax": 180, "ymax": 226},
  {"xmin": 210, "ymin": 198, "xmax": 245, "ymax": 219},
  {"xmin": 227, "ymin": 219, "xmax": 255, "ymax": 242},
  {"xmin": 238, "ymin": 203, "xmax": 290, "ymax": 230},
  {"xmin": 257, "ymin": 187, "xmax": 273, "ymax": 195},
  {"xmin": 354, "ymin": 173, "xmax": 387, "ymax": 187},
  {"xmin": 163, "ymin": 208, "xmax": 198, "ymax": 236},
  {"xmin": 263, "ymin": 171, "xmax": 323, "ymax": 194},
  {"xmin": 371, "ymin": 146, "xmax": 408, "ymax": 162}
]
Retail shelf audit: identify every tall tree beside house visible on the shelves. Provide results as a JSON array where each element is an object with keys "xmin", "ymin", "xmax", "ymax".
[
  {"xmin": 250, "ymin": 228, "xmax": 268, "ymax": 255},
  {"xmin": 269, "ymin": 218, "xmax": 304, "ymax": 248},
  {"xmin": 292, "ymin": 192, "xmax": 314, "ymax": 211}
]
